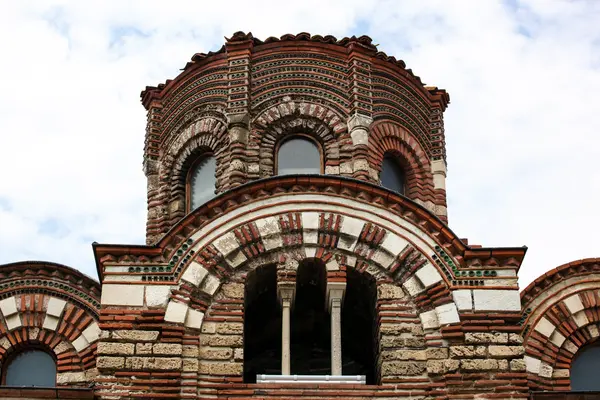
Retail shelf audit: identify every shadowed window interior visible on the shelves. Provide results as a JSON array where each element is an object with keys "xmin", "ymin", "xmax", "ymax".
[
  {"xmin": 380, "ymin": 154, "xmax": 405, "ymax": 195},
  {"xmin": 244, "ymin": 264, "xmax": 281, "ymax": 382},
  {"xmin": 571, "ymin": 343, "xmax": 600, "ymax": 391},
  {"xmin": 189, "ymin": 155, "xmax": 216, "ymax": 210},
  {"xmin": 277, "ymin": 137, "xmax": 321, "ymax": 175},
  {"xmin": 5, "ymin": 349, "xmax": 56, "ymax": 387},
  {"xmin": 342, "ymin": 268, "xmax": 377, "ymax": 384}
]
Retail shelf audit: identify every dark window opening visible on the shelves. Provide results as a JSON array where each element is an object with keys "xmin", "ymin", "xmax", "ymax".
[
  {"xmin": 342, "ymin": 268, "xmax": 377, "ymax": 384},
  {"xmin": 291, "ymin": 259, "xmax": 330, "ymax": 374},
  {"xmin": 381, "ymin": 154, "xmax": 406, "ymax": 195},
  {"xmin": 244, "ymin": 264, "xmax": 280, "ymax": 382},
  {"xmin": 277, "ymin": 136, "xmax": 322, "ymax": 175},
  {"xmin": 4, "ymin": 349, "xmax": 56, "ymax": 387},
  {"xmin": 188, "ymin": 155, "xmax": 216, "ymax": 211},
  {"xmin": 571, "ymin": 343, "xmax": 600, "ymax": 391}
]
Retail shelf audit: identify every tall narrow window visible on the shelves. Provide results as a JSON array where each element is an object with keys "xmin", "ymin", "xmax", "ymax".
[
  {"xmin": 276, "ymin": 136, "xmax": 322, "ymax": 175},
  {"xmin": 571, "ymin": 344, "xmax": 600, "ymax": 391},
  {"xmin": 380, "ymin": 154, "xmax": 405, "ymax": 195},
  {"xmin": 188, "ymin": 155, "xmax": 216, "ymax": 211},
  {"xmin": 4, "ymin": 349, "xmax": 56, "ymax": 387}
]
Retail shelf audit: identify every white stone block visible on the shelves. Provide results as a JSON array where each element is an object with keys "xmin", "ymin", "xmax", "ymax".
[
  {"xmin": 304, "ymin": 247, "xmax": 317, "ymax": 258},
  {"xmin": 563, "ymin": 340, "xmax": 578, "ymax": 354},
  {"xmin": 433, "ymin": 174, "xmax": 446, "ymax": 190},
  {"xmin": 5, "ymin": 314, "xmax": 21, "ymax": 330},
  {"xmin": 371, "ymin": 250, "xmax": 395, "ymax": 270},
  {"xmin": 213, "ymin": 232, "xmax": 240, "ymax": 256},
  {"xmin": 380, "ymin": 232, "xmax": 407, "ymax": 255},
  {"xmin": 539, "ymin": 362, "xmax": 553, "ymax": 378},
  {"xmin": 165, "ymin": 301, "xmax": 188, "ymax": 324},
  {"xmin": 436, "ymin": 303, "xmax": 460, "ymax": 325},
  {"xmin": 589, "ymin": 325, "xmax": 599, "ymax": 338},
  {"xmin": 419, "ymin": 310, "xmax": 439, "ymax": 330},
  {"xmin": 185, "ymin": 308, "xmax": 204, "ymax": 329},
  {"xmin": 573, "ymin": 310, "xmax": 589, "ymax": 327},
  {"xmin": 563, "ymin": 294, "xmax": 584, "ymax": 314},
  {"xmin": 525, "ymin": 355, "xmax": 541, "ymax": 374},
  {"xmin": 301, "ymin": 212, "xmax": 320, "ymax": 230},
  {"xmin": 431, "ymin": 159, "xmax": 447, "ymax": 174},
  {"xmin": 534, "ymin": 317, "xmax": 556, "ymax": 338},
  {"xmin": 72, "ymin": 334, "xmax": 90, "ymax": 352},
  {"xmin": 263, "ymin": 235, "xmax": 283, "ymax": 251},
  {"xmin": 415, "ymin": 263, "xmax": 443, "ymax": 288},
  {"xmin": 82, "ymin": 322, "xmax": 101, "ymax": 344},
  {"xmin": 181, "ymin": 262, "xmax": 209, "ymax": 286},
  {"xmin": 302, "ymin": 230, "xmax": 318, "ymax": 244},
  {"xmin": 345, "ymin": 256, "xmax": 356, "ymax": 267},
  {"xmin": 0, "ymin": 297, "xmax": 17, "ymax": 316},
  {"xmin": 225, "ymin": 251, "xmax": 247, "ymax": 269},
  {"xmin": 202, "ymin": 274, "xmax": 221, "ymax": 296},
  {"xmin": 46, "ymin": 297, "xmax": 67, "ymax": 317},
  {"xmin": 145, "ymin": 285, "xmax": 172, "ymax": 307},
  {"xmin": 42, "ymin": 315, "xmax": 60, "ymax": 331},
  {"xmin": 340, "ymin": 217, "xmax": 364, "ymax": 238},
  {"xmin": 101, "ymin": 284, "xmax": 144, "ymax": 306},
  {"xmin": 452, "ymin": 290, "xmax": 472, "ymax": 311},
  {"xmin": 472, "ymin": 289, "xmax": 521, "ymax": 312},
  {"xmin": 255, "ymin": 216, "xmax": 281, "ymax": 236},
  {"xmin": 402, "ymin": 276, "xmax": 424, "ymax": 296},
  {"xmin": 550, "ymin": 331, "xmax": 566, "ymax": 347},
  {"xmin": 326, "ymin": 259, "xmax": 339, "ymax": 271}
]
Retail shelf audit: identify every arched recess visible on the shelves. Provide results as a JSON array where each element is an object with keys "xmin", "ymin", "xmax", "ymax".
[
  {"xmin": 521, "ymin": 258, "xmax": 600, "ymax": 391},
  {"xmin": 250, "ymin": 100, "xmax": 346, "ymax": 179},
  {"xmin": 0, "ymin": 261, "xmax": 101, "ymax": 388},
  {"xmin": 369, "ymin": 121, "xmax": 435, "ymax": 204},
  {"xmin": 160, "ymin": 116, "xmax": 230, "ymax": 226}
]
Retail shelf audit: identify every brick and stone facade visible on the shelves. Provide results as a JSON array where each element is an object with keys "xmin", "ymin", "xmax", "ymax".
[{"xmin": 0, "ymin": 32, "xmax": 596, "ymax": 399}]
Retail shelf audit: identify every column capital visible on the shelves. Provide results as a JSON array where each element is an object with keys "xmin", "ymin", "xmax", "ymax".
[
  {"xmin": 277, "ymin": 281, "xmax": 296, "ymax": 307},
  {"xmin": 347, "ymin": 113, "xmax": 373, "ymax": 132},
  {"xmin": 326, "ymin": 281, "xmax": 346, "ymax": 313}
]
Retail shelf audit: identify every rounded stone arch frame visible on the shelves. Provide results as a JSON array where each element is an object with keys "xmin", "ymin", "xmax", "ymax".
[
  {"xmin": 161, "ymin": 115, "xmax": 230, "ymax": 221},
  {"xmin": 160, "ymin": 190, "xmax": 465, "ymax": 383},
  {"xmin": 369, "ymin": 120, "xmax": 435, "ymax": 201},
  {"xmin": 0, "ymin": 261, "xmax": 101, "ymax": 387},
  {"xmin": 250, "ymin": 99, "xmax": 347, "ymax": 178},
  {"xmin": 521, "ymin": 258, "xmax": 600, "ymax": 391}
]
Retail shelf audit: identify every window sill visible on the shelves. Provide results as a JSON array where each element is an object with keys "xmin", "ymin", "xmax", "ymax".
[{"xmin": 256, "ymin": 374, "xmax": 366, "ymax": 384}]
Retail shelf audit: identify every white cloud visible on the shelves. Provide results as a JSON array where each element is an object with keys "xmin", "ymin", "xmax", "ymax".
[{"xmin": 0, "ymin": 0, "xmax": 598, "ymax": 289}]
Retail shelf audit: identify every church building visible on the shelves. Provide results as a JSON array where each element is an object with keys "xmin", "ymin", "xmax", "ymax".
[{"xmin": 0, "ymin": 32, "xmax": 597, "ymax": 400}]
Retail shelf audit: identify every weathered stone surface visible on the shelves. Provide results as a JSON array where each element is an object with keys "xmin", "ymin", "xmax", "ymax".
[
  {"xmin": 510, "ymin": 358, "xmax": 526, "ymax": 371},
  {"xmin": 216, "ymin": 322, "xmax": 243, "ymax": 335},
  {"xmin": 450, "ymin": 346, "xmax": 487, "ymax": 358},
  {"xmin": 426, "ymin": 347, "xmax": 449, "ymax": 359},
  {"xmin": 56, "ymin": 371, "xmax": 86, "ymax": 384},
  {"xmin": 98, "ymin": 342, "xmax": 135, "ymax": 355},
  {"xmin": 125, "ymin": 357, "xmax": 144, "ymax": 370},
  {"xmin": 234, "ymin": 348, "xmax": 244, "ymax": 361},
  {"xmin": 153, "ymin": 343, "xmax": 183, "ymax": 355},
  {"xmin": 427, "ymin": 359, "xmax": 459, "ymax": 375},
  {"xmin": 508, "ymin": 333, "xmax": 523, "ymax": 344},
  {"xmin": 199, "ymin": 361, "xmax": 243, "ymax": 375},
  {"xmin": 201, "ymin": 321, "xmax": 217, "ymax": 334},
  {"xmin": 200, "ymin": 334, "xmax": 243, "ymax": 347},
  {"xmin": 143, "ymin": 357, "xmax": 182, "ymax": 370},
  {"xmin": 136, "ymin": 343, "xmax": 152, "ymax": 355},
  {"xmin": 488, "ymin": 345, "xmax": 525, "ymax": 358},
  {"xmin": 498, "ymin": 359, "xmax": 509, "ymax": 370},
  {"xmin": 380, "ymin": 361, "xmax": 426, "ymax": 376},
  {"xmin": 221, "ymin": 282, "xmax": 244, "ymax": 299},
  {"xmin": 183, "ymin": 358, "xmax": 199, "ymax": 372},
  {"xmin": 183, "ymin": 345, "xmax": 199, "ymax": 358},
  {"xmin": 460, "ymin": 359, "xmax": 499, "ymax": 371},
  {"xmin": 378, "ymin": 284, "xmax": 405, "ymax": 300},
  {"xmin": 465, "ymin": 332, "xmax": 508, "ymax": 344},
  {"xmin": 472, "ymin": 289, "xmax": 521, "ymax": 311},
  {"xmin": 97, "ymin": 356, "xmax": 124, "ymax": 369},
  {"xmin": 381, "ymin": 349, "xmax": 427, "ymax": 361},
  {"xmin": 379, "ymin": 323, "xmax": 423, "ymax": 335},
  {"xmin": 380, "ymin": 335, "xmax": 426, "ymax": 348},
  {"xmin": 199, "ymin": 347, "xmax": 233, "ymax": 360},
  {"xmin": 113, "ymin": 330, "xmax": 159, "ymax": 341}
]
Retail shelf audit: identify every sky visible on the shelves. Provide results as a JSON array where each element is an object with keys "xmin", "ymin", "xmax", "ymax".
[{"xmin": 0, "ymin": 0, "xmax": 598, "ymax": 289}]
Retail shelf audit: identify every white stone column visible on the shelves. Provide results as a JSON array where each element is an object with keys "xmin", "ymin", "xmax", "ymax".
[
  {"xmin": 326, "ymin": 281, "xmax": 346, "ymax": 376},
  {"xmin": 278, "ymin": 284, "xmax": 295, "ymax": 375}
]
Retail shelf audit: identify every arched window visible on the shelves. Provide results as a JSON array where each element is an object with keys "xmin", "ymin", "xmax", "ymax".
[
  {"xmin": 187, "ymin": 155, "xmax": 216, "ymax": 211},
  {"xmin": 571, "ymin": 343, "xmax": 600, "ymax": 391},
  {"xmin": 380, "ymin": 154, "xmax": 405, "ymax": 195},
  {"xmin": 4, "ymin": 349, "xmax": 56, "ymax": 387},
  {"xmin": 276, "ymin": 136, "xmax": 322, "ymax": 175}
]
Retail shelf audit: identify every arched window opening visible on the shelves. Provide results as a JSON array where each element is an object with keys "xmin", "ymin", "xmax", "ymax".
[
  {"xmin": 187, "ymin": 155, "xmax": 216, "ymax": 211},
  {"xmin": 244, "ymin": 264, "xmax": 280, "ymax": 383},
  {"xmin": 571, "ymin": 343, "xmax": 600, "ymax": 391},
  {"xmin": 341, "ymin": 268, "xmax": 377, "ymax": 384},
  {"xmin": 276, "ymin": 136, "xmax": 322, "ymax": 175},
  {"xmin": 291, "ymin": 259, "xmax": 330, "ymax": 374},
  {"xmin": 4, "ymin": 349, "xmax": 56, "ymax": 387},
  {"xmin": 380, "ymin": 154, "xmax": 406, "ymax": 195}
]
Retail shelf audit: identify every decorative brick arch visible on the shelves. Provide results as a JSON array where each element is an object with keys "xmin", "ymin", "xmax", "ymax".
[
  {"xmin": 249, "ymin": 100, "xmax": 347, "ymax": 178},
  {"xmin": 0, "ymin": 261, "xmax": 100, "ymax": 387},
  {"xmin": 369, "ymin": 121, "xmax": 435, "ymax": 203},
  {"xmin": 161, "ymin": 116, "xmax": 230, "ymax": 225},
  {"xmin": 521, "ymin": 258, "xmax": 600, "ymax": 391}
]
